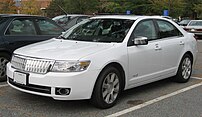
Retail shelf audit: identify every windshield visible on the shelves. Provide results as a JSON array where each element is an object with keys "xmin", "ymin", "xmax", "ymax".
[
  {"xmin": 179, "ymin": 20, "xmax": 190, "ymax": 25},
  {"xmin": 60, "ymin": 19, "xmax": 134, "ymax": 43},
  {"xmin": 188, "ymin": 21, "xmax": 202, "ymax": 26}
]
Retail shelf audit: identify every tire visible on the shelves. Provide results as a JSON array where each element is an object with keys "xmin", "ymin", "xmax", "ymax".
[
  {"xmin": 0, "ymin": 53, "xmax": 10, "ymax": 82},
  {"xmin": 174, "ymin": 54, "xmax": 192, "ymax": 83},
  {"xmin": 91, "ymin": 67, "xmax": 122, "ymax": 109}
]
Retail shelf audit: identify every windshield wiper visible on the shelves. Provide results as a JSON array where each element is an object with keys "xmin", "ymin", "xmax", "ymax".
[{"xmin": 57, "ymin": 35, "xmax": 66, "ymax": 39}]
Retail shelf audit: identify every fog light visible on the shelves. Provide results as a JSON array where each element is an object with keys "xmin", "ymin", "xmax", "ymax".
[{"xmin": 55, "ymin": 88, "xmax": 71, "ymax": 95}]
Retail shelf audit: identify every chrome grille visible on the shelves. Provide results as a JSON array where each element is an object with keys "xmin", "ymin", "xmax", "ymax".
[{"xmin": 11, "ymin": 55, "xmax": 55, "ymax": 74}]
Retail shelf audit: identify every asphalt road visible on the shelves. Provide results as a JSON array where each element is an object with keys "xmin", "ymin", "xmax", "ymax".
[{"xmin": 0, "ymin": 41, "xmax": 202, "ymax": 117}]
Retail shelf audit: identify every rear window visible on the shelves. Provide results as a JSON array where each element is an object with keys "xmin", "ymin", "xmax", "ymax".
[
  {"xmin": 188, "ymin": 21, "xmax": 202, "ymax": 26},
  {"xmin": 0, "ymin": 17, "xmax": 7, "ymax": 25}
]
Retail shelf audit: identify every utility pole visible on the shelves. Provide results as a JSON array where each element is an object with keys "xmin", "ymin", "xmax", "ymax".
[
  {"xmin": 168, "ymin": 0, "xmax": 171, "ymax": 16},
  {"xmin": 15, "ymin": 0, "xmax": 21, "ymax": 14}
]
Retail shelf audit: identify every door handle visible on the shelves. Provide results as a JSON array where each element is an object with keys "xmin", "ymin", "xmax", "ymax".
[
  {"xmin": 179, "ymin": 41, "xmax": 185, "ymax": 45},
  {"xmin": 155, "ymin": 47, "xmax": 162, "ymax": 51},
  {"xmin": 155, "ymin": 44, "xmax": 162, "ymax": 51}
]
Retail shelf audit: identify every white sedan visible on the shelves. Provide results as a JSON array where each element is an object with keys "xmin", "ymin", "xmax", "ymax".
[
  {"xmin": 184, "ymin": 20, "xmax": 202, "ymax": 39},
  {"xmin": 7, "ymin": 15, "xmax": 197, "ymax": 109}
]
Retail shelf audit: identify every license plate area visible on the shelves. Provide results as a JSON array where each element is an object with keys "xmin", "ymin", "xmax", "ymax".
[{"xmin": 13, "ymin": 71, "xmax": 28, "ymax": 85}]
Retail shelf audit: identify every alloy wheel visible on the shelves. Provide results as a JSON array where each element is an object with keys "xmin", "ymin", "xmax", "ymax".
[
  {"xmin": 0, "ymin": 57, "xmax": 9, "ymax": 78},
  {"xmin": 102, "ymin": 73, "xmax": 120, "ymax": 104},
  {"xmin": 181, "ymin": 57, "xmax": 192, "ymax": 80}
]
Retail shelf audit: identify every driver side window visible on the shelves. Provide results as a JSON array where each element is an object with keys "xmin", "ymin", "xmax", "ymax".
[
  {"xmin": 128, "ymin": 20, "xmax": 158, "ymax": 46},
  {"xmin": 133, "ymin": 20, "xmax": 157, "ymax": 40}
]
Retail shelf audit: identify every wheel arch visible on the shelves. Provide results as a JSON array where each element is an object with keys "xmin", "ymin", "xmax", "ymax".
[
  {"xmin": 91, "ymin": 62, "xmax": 126, "ymax": 97},
  {"xmin": 0, "ymin": 50, "xmax": 12, "ymax": 59},
  {"xmin": 183, "ymin": 51, "xmax": 193, "ymax": 63}
]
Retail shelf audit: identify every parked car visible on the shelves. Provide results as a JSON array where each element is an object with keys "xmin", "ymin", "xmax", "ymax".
[
  {"xmin": 179, "ymin": 19, "xmax": 191, "ymax": 27},
  {"xmin": 183, "ymin": 20, "xmax": 202, "ymax": 39},
  {"xmin": 63, "ymin": 16, "xmax": 90, "ymax": 30},
  {"xmin": 7, "ymin": 15, "xmax": 197, "ymax": 109},
  {"xmin": 0, "ymin": 14, "xmax": 65, "ymax": 82},
  {"xmin": 52, "ymin": 14, "xmax": 89, "ymax": 30}
]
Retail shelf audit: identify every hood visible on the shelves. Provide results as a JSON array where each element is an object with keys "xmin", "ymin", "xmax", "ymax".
[{"xmin": 14, "ymin": 39, "xmax": 115, "ymax": 60}]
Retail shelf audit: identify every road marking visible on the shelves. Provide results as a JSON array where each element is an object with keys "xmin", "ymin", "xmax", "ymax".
[
  {"xmin": 192, "ymin": 77, "xmax": 202, "ymax": 80},
  {"xmin": 0, "ymin": 84, "xmax": 9, "ymax": 88},
  {"xmin": 106, "ymin": 81, "xmax": 202, "ymax": 117}
]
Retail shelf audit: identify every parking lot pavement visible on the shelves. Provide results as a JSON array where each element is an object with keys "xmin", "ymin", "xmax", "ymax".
[
  {"xmin": 107, "ymin": 78, "xmax": 202, "ymax": 117},
  {"xmin": 192, "ymin": 40, "xmax": 202, "ymax": 78},
  {"xmin": 0, "ymin": 77, "xmax": 201, "ymax": 117},
  {"xmin": 119, "ymin": 82, "xmax": 202, "ymax": 117}
]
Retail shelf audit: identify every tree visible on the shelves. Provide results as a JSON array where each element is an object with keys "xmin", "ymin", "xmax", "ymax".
[
  {"xmin": 46, "ymin": 0, "xmax": 66, "ymax": 18},
  {"xmin": 183, "ymin": 0, "xmax": 202, "ymax": 19},
  {"xmin": 129, "ymin": 0, "xmax": 152, "ymax": 15},
  {"xmin": 20, "ymin": 0, "xmax": 41, "ymax": 15},
  {"xmin": 149, "ymin": 0, "xmax": 185, "ymax": 18},
  {"xmin": 101, "ymin": 0, "xmax": 152, "ymax": 15},
  {"xmin": 0, "ymin": 0, "xmax": 17, "ymax": 14},
  {"xmin": 46, "ymin": 0, "xmax": 99, "ymax": 17},
  {"xmin": 64, "ymin": 0, "xmax": 99, "ymax": 14},
  {"xmin": 194, "ymin": 4, "xmax": 202, "ymax": 18}
]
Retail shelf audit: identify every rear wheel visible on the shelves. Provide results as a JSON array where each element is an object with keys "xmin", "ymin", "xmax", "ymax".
[
  {"xmin": 0, "ymin": 53, "xmax": 10, "ymax": 82},
  {"xmin": 91, "ymin": 67, "xmax": 122, "ymax": 109},
  {"xmin": 175, "ymin": 54, "xmax": 192, "ymax": 83}
]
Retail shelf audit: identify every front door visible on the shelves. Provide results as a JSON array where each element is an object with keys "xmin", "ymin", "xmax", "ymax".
[{"xmin": 127, "ymin": 19, "xmax": 163, "ymax": 86}]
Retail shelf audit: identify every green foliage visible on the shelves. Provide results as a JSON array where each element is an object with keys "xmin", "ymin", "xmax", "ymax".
[
  {"xmin": 46, "ymin": 0, "xmax": 66, "ymax": 18},
  {"xmin": 46, "ymin": 0, "xmax": 98, "ymax": 17},
  {"xmin": 149, "ymin": 0, "xmax": 185, "ymax": 17},
  {"xmin": 64, "ymin": 0, "xmax": 99, "ymax": 14},
  {"xmin": 101, "ymin": 0, "xmax": 151, "ymax": 15},
  {"xmin": 183, "ymin": 0, "xmax": 202, "ymax": 18},
  {"xmin": 46, "ymin": 0, "xmax": 202, "ymax": 19},
  {"xmin": 194, "ymin": 4, "xmax": 202, "ymax": 18}
]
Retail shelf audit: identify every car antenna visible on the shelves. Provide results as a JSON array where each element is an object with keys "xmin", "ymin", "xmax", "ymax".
[{"xmin": 57, "ymin": 5, "xmax": 68, "ymax": 15}]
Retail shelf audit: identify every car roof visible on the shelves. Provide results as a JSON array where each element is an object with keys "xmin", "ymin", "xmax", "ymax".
[
  {"xmin": 189, "ymin": 20, "xmax": 202, "ymax": 22},
  {"xmin": 91, "ymin": 15, "xmax": 164, "ymax": 20},
  {"xmin": 52, "ymin": 14, "xmax": 88, "ymax": 20},
  {"xmin": 0, "ymin": 14, "xmax": 46, "ymax": 18}
]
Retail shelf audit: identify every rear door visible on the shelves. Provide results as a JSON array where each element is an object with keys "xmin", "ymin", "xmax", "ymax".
[{"xmin": 155, "ymin": 19, "xmax": 185, "ymax": 76}]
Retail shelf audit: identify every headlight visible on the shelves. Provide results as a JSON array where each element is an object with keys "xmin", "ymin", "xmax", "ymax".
[{"xmin": 51, "ymin": 60, "xmax": 90, "ymax": 72}]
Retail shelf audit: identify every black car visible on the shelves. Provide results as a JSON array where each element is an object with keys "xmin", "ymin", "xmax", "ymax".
[{"xmin": 0, "ymin": 14, "xmax": 65, "ymax": 81}]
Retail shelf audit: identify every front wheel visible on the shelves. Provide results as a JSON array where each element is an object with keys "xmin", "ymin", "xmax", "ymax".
[
  {"xmin": 91, "ymin": 67, "xmax": 122, "ymax": 109},
  {"xmin": 0, "ymin": 53, "xmax": 10, "ymax": 82},
  {"xmin": 175, "ymin": 54, "xmax": 192, "ymax": 83}
]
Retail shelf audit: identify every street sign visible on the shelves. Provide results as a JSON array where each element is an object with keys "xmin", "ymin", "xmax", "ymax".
[
  {"xmin": 163, "ymin": 10, "xmax": 169, "ymax": 16},
  {"xmin": 126, "ymin": 10, "xmax": 131, "ymax": 15}
]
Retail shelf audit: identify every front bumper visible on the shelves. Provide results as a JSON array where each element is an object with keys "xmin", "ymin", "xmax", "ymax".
[{"xmin": 7, "ymin": 62, "xmax": 100, "ymax": 100}]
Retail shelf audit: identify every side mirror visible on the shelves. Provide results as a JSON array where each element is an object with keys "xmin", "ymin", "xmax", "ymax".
[
  {"xmin": 133, "ymin": 36, "xmax": 148, "ymax": 45},
  {"xmin": 61, "ymin": 32, "xmax": 65, "ymax": 35}
]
